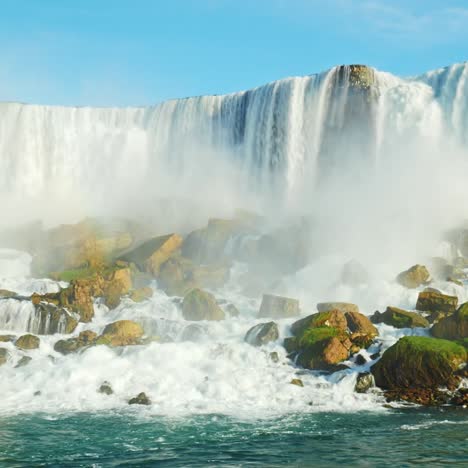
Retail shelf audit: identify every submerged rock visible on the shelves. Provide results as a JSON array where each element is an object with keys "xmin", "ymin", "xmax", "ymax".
[
  {"xmin": 225, "ymin": 303, "xmax": 240, "ymax": 317},
  {"xmin": 98, "ymin": 382, "xmax": 113, "ymax": 395},
  {"xmin": 371, "ymin": 336, "xmax": 467, "ymax": 404},
  {"xmin": 96, "ymin": 320, "xmax": 144, "ymax": 347},
  {"xmin": 128, "ymin": 392, "xmax": 151, "ymax": 405},
  {"xmin": 15, "ymin": 334, "xmax": 40, "ymax": 350},
  {"xmin": 431, "ymin": 304, "xmax": 468, "ymax": 340},
  {"xmin": 182, "ymin": 289, "xmax": 225, "ymax": 321},
  {"xmin": 371, "ymin": 306, "xmax": 429, "ymax": 328},
  {"xmin": 269, "ymin": 351, "xmax": 279, "ymax": 363},
  {"xmin": 396, "ymin": 264, "xmax": 430, "ymax": 289},
  {"xmin": 290, "ymin": 378, "xmax": 304, "ymax": 387},
  {"xmin": 0, "ymin": 348, "xmax": 9, "ymax": 366},
  {"xmin": 258, "ymin": 294, "xmax": 300, "ymax": 319},
  {"xmin": 244, "ymin": 322, "xmax": 279, "ymax": 347},
  {"xmin": 354, "ymin": 372, "xmax": 374, "ymax": 393},
  {"xmin": 15, "ymin": 356, "xmax": 32, "ymax": 368}
]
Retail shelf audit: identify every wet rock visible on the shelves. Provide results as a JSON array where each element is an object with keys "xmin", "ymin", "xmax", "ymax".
[
  {"xmin": 15, "ymin": 334, "xmax": 40, "ymax": 350},
  {"xmin": 98, "ymin": 382, "xmax": 113, "ymax": 395},
  {"xmin": 0, "ymin": 348, "xmax": 9, "ymax": 366},
  {"xmin": 354, "ymin": 372, "xmax": 374, "ymax": 393},
  {"xmin": 33, "ymin": 303, "xmax": 79, "ymax": 334},
  {"xmin": 182, "ymin": 289, "xmax": 225, "ymax": 321},
  {"xmin": 416, "ymin": 291, "xmax": 458, "ymax": 315},
  {"xmin": 269, "ymin": 351, "xmax": 279, "ymax": 363},
  {"xmin": 225, "ymin": 303, "xmax": 240, "ymax": 317},
  {"xmin": 258, "ymin": 294, "xmax": 300, "ymax": 319},
  {"xmin": 180, "ymin": 323, "xmax": 206, "ymax": 342},
  {"xmin": 128, "ymin": 392, "xmax": 151, "ymax": 405},
  {"xmin": 102, "ymin": 267, "xmax": 133, "ymax": 309},
  {"xmin": 447, "ymin": 277, "xmax": 463, "ymax": 287},
  {"xmin": 344, "ymin": 311, "xmax": 378, "ymax": 347},
  {"xmin": 355, "ymin": 353, "xmax": 367, "ymax": 366},
  {"xmin": 0, "ymin": 335, "xmax": 15, "ymax": 342},
  {"xmin": 15, "ymin": 356, "xmax": 32, "ymax": 368},
  {"xmin": 54, "ymin": 330, "xmax": 98, "ymax": 354},
  {"xmin": 290, "ymin": 378, "xmax": 304, "ymax": 387},
  {"xmin": 119, "ymin": 233, "xmax": 182, "ymax": 276},
  {"xmin": 244, "ymin": 322, "xmax": 279, "ymax": 346},
  {"xmin": 317, "ymin": 302, "xmax": 359, "ymax": 314},
  {"xmin": 396, "ymin": 264, "xmax": 430, "ymax": 288},
  {"xmin": 0, "ymin": 289, "xmax": 16, "ymax": 298},
  {"xmin": 431, "ymin": 303, "xmax": 468, "ymax": 340},
  {"xmin": 96, "ymin": 320, "xmax": 144, "ymax": 347},
  {"xmin": 129, "ymin": 287, "xmax": 153, "ymax": 303},
  {"xmin": 371, "ymin": 336, "xmax": 467, "ymax": 401},
  {"xmin": 341, "ymin": 259, "xmax": 368, "ymax": 286},
  {"xmin": 371, "ymin": 307, "xmax": 429, "ymax": 328}
]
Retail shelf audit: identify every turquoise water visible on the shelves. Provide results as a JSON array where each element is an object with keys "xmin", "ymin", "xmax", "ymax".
[{"xmin": 0, "ymin": 408, "xmax": 467, "ymax": 467}]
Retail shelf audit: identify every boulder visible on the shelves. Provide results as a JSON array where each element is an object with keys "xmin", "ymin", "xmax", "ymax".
[
  {"xmin": 96, "ymin": 320, "xmax": 144, "ymax": 347},
  {"xmin": 371, "ymin": 306, "xmax": 429, "ymax": 328},
  {"xmin": 354, "ymin": 372, "xmax": 374, "ymax": 393},
  {"xmin": 0, "ymin": 335, "xmax": 15, "ymax": 342},
  {"xmin": 54, "ymin": 330, "xmax": 98, "ymax": 354},
  {"xmin": 371, "ymin": 336, "xmax": 467, "ymax": 402},
  {"xmin": 101, "ymin": 267, "xmax": 133, "ymax": 309},
  {"xmin": 317, "ymin": 302, "xmax": 359, "ymax": 314},
  {"xmin": 0, "ymin": 348, "xmax": 9, "ymax": 366},
  {"xmin": 244, "ymin": 322, "xmax": 279, "ymax": 346},
  {"xmin": 291, "ymin": 310, "xmax": 347, "ymax": 336},
  {"xmin": 15, "ymin": 356, "xmax": 32, "ymax": 368},
  {"xmin": 396, "ymin": 264, "xmax": 430, "ymax": 289},
  {"xmin": 129, "ymin": 287, "xmax": 153, "ymax": 303},
  {"xmin": 0, "ymin": 289, "xmax": 16, "ymax": 298},
  {"xmin": 128, "ymin": 392, "xmax": 151, "ymax": 405},
  {"xmin": 431, "ymin": 304, "xmax": 468, "ymax": 340},
  {"xmin": 341, "ymin": 260, "xmax": 369, "ymax": 286},
  {"xmin": 119, "ymin": 234, "xmax": 182, "ymax": 276},
  {"xmin": 416, "ymin": 291, "xmax": 458, "ymax": 314},
  {"xmin": 181, "ymin": 289, "xmax": 225, "ymax": 321},
  {"xmin": 355, "ymin": 353, "xmax": 367, "ymax": 366},
  {"xmin": 33, "ymin": 303, "xmax": 79, "ymax": 334},
  {"xmin": 15, "ymin": 334, "xmax": 40, "ymax": 350},
  {"xmin": 269, "ymin": 351, "xmax": 279, "ymax": 363},
  {"xmin": 225, "ymin": 303, "xmax": 240, "ymax": 317},
  {"xmin": 344, "ymin": 311, "xmax": 378, "ymax": 347},
  {"xmin": 258, "ymin": 294, "xmax": 300, "ymax": 319}
]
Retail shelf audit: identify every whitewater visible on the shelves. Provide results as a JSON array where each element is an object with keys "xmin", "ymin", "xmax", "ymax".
[{"xmin": 0, "ymin": 63, "xmax": 467, "ymax": 420}]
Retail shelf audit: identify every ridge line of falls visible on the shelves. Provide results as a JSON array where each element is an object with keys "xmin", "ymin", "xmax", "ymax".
[{"xmin": 0, "ymin": 62, "xmax": 467, "ymax": 226}]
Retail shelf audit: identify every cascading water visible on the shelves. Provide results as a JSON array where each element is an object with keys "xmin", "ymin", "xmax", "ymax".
[{"xmin": 0, "ymin": 63, "xmax": 467, "ymax": 419}]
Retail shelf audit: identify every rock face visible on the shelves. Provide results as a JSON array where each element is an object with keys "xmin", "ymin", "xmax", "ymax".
[
  {"xmin": 431, "ymin": 304, "xmax": 468, "ymax": 340},
  {"xmin": 317, "ymin": 302, "xmax": 359, "ymax": 314},
  {"xmin": 182, "ymin": 289, "xmax": 225, "ymax": 321},
  {"xmin": 15, "ymin": 334, "xmax": 40, "ymax": 350},
  {"xmin": 285, "ymin": 308, "xmax": 378, "ymax": 371},
  {"xmin": 258, "ymin": 294, "xmax": 300, "ymax": 319},
  {"xmin": 371, "ymin": 307, "xmax": 429, "ymax": 328},
  {"xmin": 96, "ymin": 320, "xmax": 144, "ymax": 347},
  {"xmin": 119, "ymin": 234, "xmax": 182, "ymax": 276},
  {"xmin": 54, "ymin": 330, "xmax": 98, "ymax": 354},
  {"xmin": 396, "ymin": 264, "xmax": 430, "ymax": 288},
  {"xmin": 128, "ymin": 392, "xmax": 151, "ymax": 405},
  {"xmin": 372, "ymin": 336, "xmax": 467, "ymax": 404},
  {"xmin": 244, "ymin": 322, "xmax": 279, "ymax": 346},
  {"xmin": 416, "ymin": 291, "xmax": 458, "ymax": 314}
]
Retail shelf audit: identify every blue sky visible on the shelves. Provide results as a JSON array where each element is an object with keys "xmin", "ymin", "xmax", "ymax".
[{"xmin": 0, "ymin": 0, "xmax": 467, "ymax": 106}]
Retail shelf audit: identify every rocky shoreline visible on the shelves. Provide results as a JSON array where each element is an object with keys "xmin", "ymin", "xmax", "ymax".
[{"xmin": 0, "ymin": 215, "xmax": 466, "ymax": 408}]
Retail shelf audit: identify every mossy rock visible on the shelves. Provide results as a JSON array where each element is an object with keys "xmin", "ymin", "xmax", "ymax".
[
  {"xmin": 258, "ymin": 294, "xmax": 300, "ymax": 319},
  {"xmin": 372, "ymin": 336, "xmax": 467, "ymax": 391},
  {"xmin": 96, "ymin": 320, "xmax": 144, "ymax": 347},
  {"xmin": 290, "ymin": 310, "xmax": 347, "ymax": 337},
  {"xmin": 416, "ymin": 291, "xmax": 458, "ymax": 314},
  {"xmin": 396, "ymin": 264, "xmax": 430, "ymax": 289},
  {"xmin": 54, "ymin": 330, "xmax": 98, "ymax": 354},
  {"xmin": 431, "ymin": 304, "xmax": 468, "ymax": 340},
  {"xmin": 15, "ymin": 334, "xmax": 40, "ymax": 350},
  {"xmin": 0, "ymin": 335, "xmax": 15, "ymax": 343},
  {"xmin": 371, "ymin": 306, "xmax": 429, "ymax": 328},
  {"xmin": 181, "ymin": 289, "xmax": 225, "ymax": 321}
]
